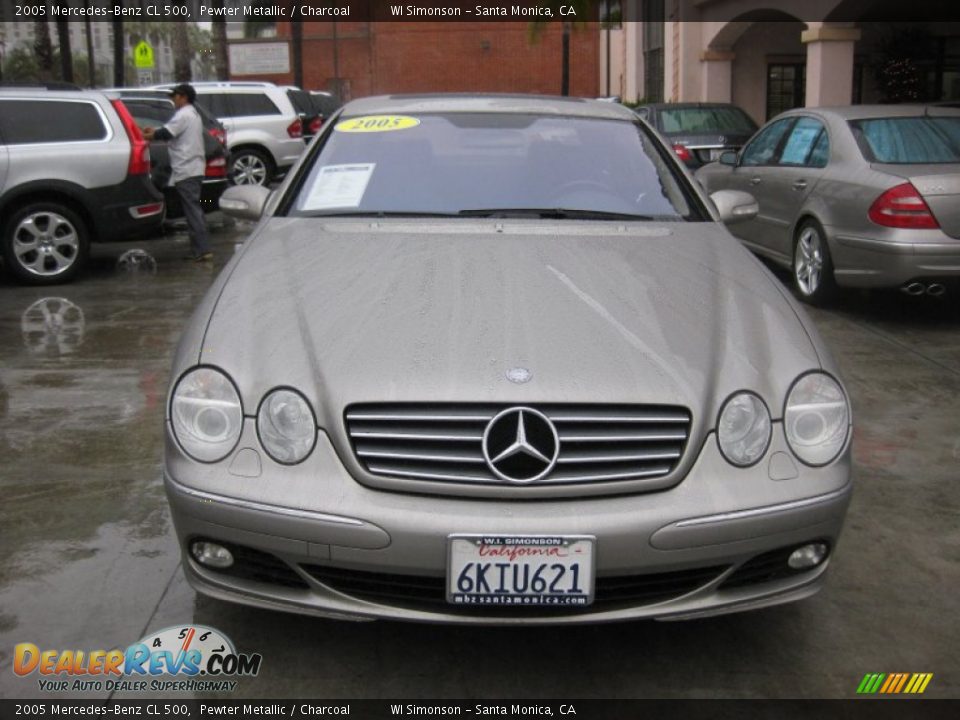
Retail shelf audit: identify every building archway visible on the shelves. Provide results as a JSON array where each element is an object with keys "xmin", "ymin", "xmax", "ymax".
[{"xmin": 701, "ymin": 10, "xmax": 808, "ymax": 122}]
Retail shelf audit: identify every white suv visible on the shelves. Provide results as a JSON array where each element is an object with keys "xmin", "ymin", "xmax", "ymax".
[{"xmin": 153, "ymin": 82, "xmax": 305, "ymax": 186}]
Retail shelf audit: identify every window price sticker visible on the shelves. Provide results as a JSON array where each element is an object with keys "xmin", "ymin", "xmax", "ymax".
[{"xmin": 302, "ymin": 163, "xmax": 376, "ymax": 210}]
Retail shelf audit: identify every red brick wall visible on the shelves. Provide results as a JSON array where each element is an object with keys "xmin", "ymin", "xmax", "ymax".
[{"xmin": 236, "ymin": 22, "xmax": 600, "ymax": 100}]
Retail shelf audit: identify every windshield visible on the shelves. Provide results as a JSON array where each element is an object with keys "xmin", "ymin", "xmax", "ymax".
[
  {"xmin": 850, "ymin": 116, "xmax": 960, "ymax": 164},
  {"xmin": 658, "ymin": 107, "xmax": 757, "ymax": 134},
  {"xmin": 287, "ymin": 113, "xmax": 700, "ymax": 220}
]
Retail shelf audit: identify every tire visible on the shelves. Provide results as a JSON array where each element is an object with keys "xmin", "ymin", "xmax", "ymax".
[
  {"xmin": 792, "ymin": 219, "xmax": 836, "ymax": 306},
  {"xmin": 2, "ymin": 202, "xmax": 89, "ymax": 285},
  {"xmin": 230, "ymin": 148, "xmax": 274, "ymax": 186}
]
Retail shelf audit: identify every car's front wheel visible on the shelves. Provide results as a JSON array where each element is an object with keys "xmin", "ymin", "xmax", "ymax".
[
  {"xmin": 793, "ymin": 219, "xmax": 836, "ymax": 305},
  {"xmin": 2, "ymin": 203, "xmax": 89, "ymax": 285},
  {"xmin": 230, "ymin": 148, "xmax": 274, "ymax": 186}
]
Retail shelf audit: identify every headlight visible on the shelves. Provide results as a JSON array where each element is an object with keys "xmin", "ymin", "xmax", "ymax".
[
  {"xmin": 171, "ymin": 367, "xmax": 243, "ymax": 463},
  {"xmin": 784, "ymin": 372, "xmax": 850, "ymax": 466},
  {"xmin": 257, "ymin": 388, "xmax": 317, "ymax": 464},
  {"xmin": 717, "ymin": 392, "xmax": 772, "ymax": 467}
]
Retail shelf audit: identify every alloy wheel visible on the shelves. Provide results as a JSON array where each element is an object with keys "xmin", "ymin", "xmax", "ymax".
[
  {"xmin": 795, "ymin": 226, "xmax": 824, "ymax": 296},
  {"xmin": 12, "ymin": 211, "xmax": 80, "ymax": 278},
  {"xmin": 232, "ymin": 154, "xmax": 268, "ymax": 185}
]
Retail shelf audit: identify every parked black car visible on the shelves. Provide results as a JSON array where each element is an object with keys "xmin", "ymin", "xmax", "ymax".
[
  {"xmin": 310, "ymin": 90, "xmax": 342, "ymax": 125},
  {"xmin": 106, "ymin": 88, "xmax": 228, "ymax": 149},
  {"xmin": 634, "ymin": 102, "xmax": 758, "ymax": 169},
  {"xmin": 284, "ymin": 87, "xmax": 323, "ymax": 141},
  {"xmin": 111, "ymin": 94, "xmax": 229, "ymax": 217}
]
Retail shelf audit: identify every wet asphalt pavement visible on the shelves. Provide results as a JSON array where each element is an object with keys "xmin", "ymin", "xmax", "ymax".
[{"xmin": 0, "ymin": 220, "xmax": 958, "ymax": 700}]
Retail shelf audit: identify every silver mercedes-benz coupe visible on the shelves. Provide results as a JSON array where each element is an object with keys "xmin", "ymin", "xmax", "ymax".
[{"xmin": 164, "ymin": 95, "xmax": 852, "ymax": 624}]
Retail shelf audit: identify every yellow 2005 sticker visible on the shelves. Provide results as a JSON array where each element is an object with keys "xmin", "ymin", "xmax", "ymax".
[{"xmin": 334, "ymin": 115, "xmax": 421, "ymax": 133}]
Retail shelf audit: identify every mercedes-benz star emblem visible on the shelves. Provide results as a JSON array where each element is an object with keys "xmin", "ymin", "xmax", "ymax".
[
  {"xmin": 482, "ymin": 407, "xmax": 560, "ymax": 484},
  {"xmin": 506, "ymin": 367, "xmax": 532, "ymax": 384}
]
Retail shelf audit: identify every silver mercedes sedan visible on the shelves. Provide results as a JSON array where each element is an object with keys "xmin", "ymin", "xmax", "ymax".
[
  {"xmin": 696, "ymin": 105, "xmax": 960, "ymax": 304},
  {"xmin": 164, "ymin": 95, "xmax": 852, "ymax": 624}
]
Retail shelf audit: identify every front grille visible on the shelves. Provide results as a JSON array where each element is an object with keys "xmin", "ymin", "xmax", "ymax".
[
  {"xmin": 345, "ymin": 403, "xmax": 691, "ymax": 486},
  {"xmin": 301, "ymin": 563, "xmax": 726, "ymax": 615}
]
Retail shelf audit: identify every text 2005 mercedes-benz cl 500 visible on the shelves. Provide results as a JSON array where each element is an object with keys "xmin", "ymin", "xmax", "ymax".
[{"xmin": 163, "ymin": 95, "xmax": 852, "ymax": 624}]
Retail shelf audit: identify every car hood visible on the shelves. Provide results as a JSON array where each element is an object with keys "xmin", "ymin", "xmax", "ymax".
[{"xmin": 196, "ymin": 218, "xmax": 822, "ymax": 430}]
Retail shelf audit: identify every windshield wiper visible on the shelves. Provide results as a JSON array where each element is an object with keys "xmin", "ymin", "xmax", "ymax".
[{"xmin": 457, "ymin": 208, "xmax": 662, "ymax": 221}]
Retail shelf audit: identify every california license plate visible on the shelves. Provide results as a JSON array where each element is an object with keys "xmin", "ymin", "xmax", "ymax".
[{"xmin": 447, "ymin": 535, "xmax": 595, "ymax": 607}]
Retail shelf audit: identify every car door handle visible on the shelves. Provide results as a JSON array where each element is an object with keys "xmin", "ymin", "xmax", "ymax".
[
  {"xmin": 793, "ymin": 180, "xmax": 808, "ymax": 190},
  {"xmin": 749, "ymin": 177, "xmax": 762, "ymax": 186}
]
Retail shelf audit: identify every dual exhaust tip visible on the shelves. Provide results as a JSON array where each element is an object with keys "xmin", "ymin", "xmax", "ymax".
[{"xmin": 901, "ymin": 282, "xmax": 947, "ymax": 297}]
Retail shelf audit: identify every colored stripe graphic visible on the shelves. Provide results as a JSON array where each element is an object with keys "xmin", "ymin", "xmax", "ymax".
[
  {"xmin": 857, "ymin": 673, "xmax": 886, "ymax": 694},
  {"xmin": 904, "ymin": 674, "xmax": 920, "ymax": 693},
  {"xmin": 905, "ymin": 673, "xmax": 934, "ymax": 694},
  {"xmin": 880, "ymin": 674, "xmax": 897, "ymax": 693},
  {"xmin": 857, "ymin": 673, "xmax": 933, "ymax": 695},
  {"xmin": 893, "ymin": 673, "xmax": 909, "ymax": 693}
]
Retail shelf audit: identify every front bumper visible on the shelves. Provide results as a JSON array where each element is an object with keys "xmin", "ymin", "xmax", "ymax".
[{"xmin": 164, "ymin": 422, "xmax": 852, "ymax": 624}]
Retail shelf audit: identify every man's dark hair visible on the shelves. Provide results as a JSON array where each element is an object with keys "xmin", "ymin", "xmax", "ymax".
[{"xmin": 169, "ymin": 83, "xmax": 197, "ymax": 104}]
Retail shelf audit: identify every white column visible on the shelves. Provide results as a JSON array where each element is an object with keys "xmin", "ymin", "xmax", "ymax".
[{"xmin": 801, "ymin": 24, "xmax": 861, "ymax": 108}]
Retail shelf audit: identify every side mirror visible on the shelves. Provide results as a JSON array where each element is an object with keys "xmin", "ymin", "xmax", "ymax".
[
  {"xmin": 710, "ymin": 190, "xmax": 759, "ymax": 225},
  {"xmin": 719, "ymin": 150, "xmax": 738, "ymax": 167},
  {"xmin": 219, "ymin": 185, "xmax": 271, "ymax": 221}
]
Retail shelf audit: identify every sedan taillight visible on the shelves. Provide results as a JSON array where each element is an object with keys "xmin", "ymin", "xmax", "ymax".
[
  {"xmin": 868, "ymin": 182, "xmax": 940, "ymax": 229},
  {"xmin": 672, "ymin": 143, "xmax": 692, "ymax": 164}
]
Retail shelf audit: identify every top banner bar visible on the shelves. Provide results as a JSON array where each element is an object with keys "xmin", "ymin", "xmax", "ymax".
[{"xmin": 4, "ymin": 0, "xmax": 960, "ymax": 24}]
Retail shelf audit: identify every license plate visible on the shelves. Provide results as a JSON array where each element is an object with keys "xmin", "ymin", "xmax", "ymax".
[
  {"xmin": 447, "ymin": 535, "xmax": 595, "ymax": 607},
  {"xmin": 709, "ymin": 148, "xmax": 726, "ymax": 160}
]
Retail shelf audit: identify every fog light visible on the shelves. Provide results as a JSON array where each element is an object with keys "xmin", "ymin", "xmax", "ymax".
[
  {"xmin": 190, "ymin": 540, "xmax": 234, "ymax": 569},
  {"xmin": 788, "ymin": 542, "xmax": 829, "ymax": 570}
]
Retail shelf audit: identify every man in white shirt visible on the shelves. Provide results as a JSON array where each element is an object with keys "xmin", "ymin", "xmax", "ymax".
[{"xmin": 142, "ymin": 83, "xmax": 212, "ymax": 262}]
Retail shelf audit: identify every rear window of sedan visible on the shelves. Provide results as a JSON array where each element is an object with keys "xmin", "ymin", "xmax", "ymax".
[
  {"xmin": 850, "ymin": 116, "xmax": 960, "ymax": 164},
  {"xmin": 288, "ymin": 113, "xmax": 702, "ymax": 220},
  {"xmin": 658, "ymin": 107, "xmax": 757, "ymax": 134}
]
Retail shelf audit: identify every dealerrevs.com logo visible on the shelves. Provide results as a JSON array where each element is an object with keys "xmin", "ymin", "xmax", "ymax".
[{"xmin": 13, "ymin": 625, "xmax": 261, "ymax": 693}]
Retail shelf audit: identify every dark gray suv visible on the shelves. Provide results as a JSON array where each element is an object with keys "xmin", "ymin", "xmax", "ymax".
[{"xmin": 0, "ymin": 88, "xmax": 165, "ymax": 284}]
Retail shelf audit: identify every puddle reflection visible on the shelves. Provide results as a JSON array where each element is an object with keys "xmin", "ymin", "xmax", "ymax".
[
  {"xmin": 21, "ymin": 297, "xmax": 85, "ymax": 356},
  {"xmin": 116, "ymin": 249, "xmax": 158, "ymax": 274}
]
